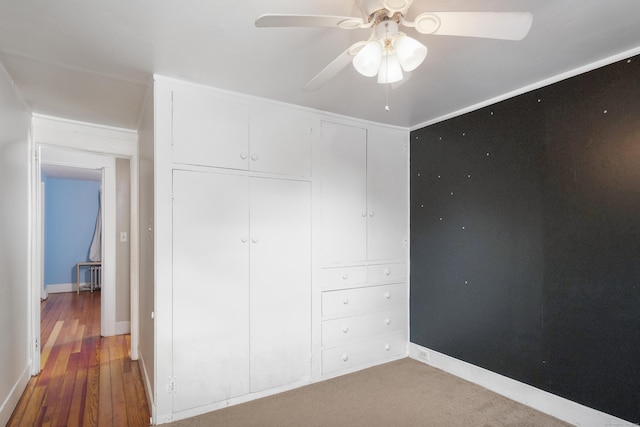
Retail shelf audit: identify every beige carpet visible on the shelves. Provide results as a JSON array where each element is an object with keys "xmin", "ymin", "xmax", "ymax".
[{"xmin": 166, "ymin": 358, "xmax": 571, "ymax": 427}]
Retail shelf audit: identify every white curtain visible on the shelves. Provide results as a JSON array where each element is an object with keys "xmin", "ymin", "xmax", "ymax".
[{"xmin": 89, "ymin": 189, "xmax": 102, "ymax": 261}]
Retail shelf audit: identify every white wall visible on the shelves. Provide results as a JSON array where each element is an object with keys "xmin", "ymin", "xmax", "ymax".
[
  {"xmin": 0, "ymin": 62, "xmax": 32, "ymax": 425},
  {"xmin": 137, "ymin": 82, "xmax": 155, "ymax": 419}
]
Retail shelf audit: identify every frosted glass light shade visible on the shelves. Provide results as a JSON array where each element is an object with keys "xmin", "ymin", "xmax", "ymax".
[
  {"xmin": 377, "ymin": 53, "xmax": 403, "ymax": 84},
  {"xmin": 353, "ymin": 40, "xmax": 383, "ymax": 77},
  {"xmin": 394, "ymin": 34, "xmax": 427, "ymax": 71}
]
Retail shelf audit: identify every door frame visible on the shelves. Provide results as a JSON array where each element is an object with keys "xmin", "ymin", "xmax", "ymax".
[{"xmin": 29, "ymin": 115, "xmax": 139, "ymax": 374}]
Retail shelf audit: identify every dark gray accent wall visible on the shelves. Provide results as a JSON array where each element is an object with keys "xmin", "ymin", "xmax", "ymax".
[{"xmin": 410, "ymin": 54, "xmax": 640, "ymax": 424}]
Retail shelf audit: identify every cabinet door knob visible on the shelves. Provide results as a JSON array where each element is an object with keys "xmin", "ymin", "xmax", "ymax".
[
  {"xmin": 342, "ymin": 354, "xmax": 349, "ymax": 362},
  {"xmin": 384, "ymin": 268, "xmax": 391, "ymax": 276},
  {"xmin": 251, "ymin": 153, "xmax": 259, "ymax": 161},
  {"xmin": 385, "ymin": 344, "xmax": 391, "ymax": 351},
  {"xmin": 240, "ymin": 152, "xmax": 248, "ymax": 160},
  {"xmin": 368, "ymin": 211, "xmax": 375, "ymax": 217},
  {"xmin": 361, "ymin": 211, "xmax": 367, "ymax": 217},
  {"xmin": 384, "ymin": 292, "xmax": 391, "ymax": 299},
  {"xmin": 342, "ymin": 326, "xmax": 349, "ymax": 333},
  {"xmin": 240, "ymin": 236, "xmax": 248, "ymax": 243},
  {"xmin": 385, "ymin": 318, "xmax": 391, "ymax": 325},
  {"xmin": 251, "ymin": 237, "xmax": 260, "ymax": 243},
  {"xmin": 342, "ymin": 299, "xmax": 349, "ymax": 305}
]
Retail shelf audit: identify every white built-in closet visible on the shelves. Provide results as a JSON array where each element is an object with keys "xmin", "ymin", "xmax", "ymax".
[{"xmin": 151, "ymin": 76, "xmax": 407, "ymax": 422}]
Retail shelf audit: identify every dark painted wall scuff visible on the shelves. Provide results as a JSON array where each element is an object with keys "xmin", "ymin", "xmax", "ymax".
[{"xmin": 410, "ymin": 54, "xmax": 640, "ymax": 423}]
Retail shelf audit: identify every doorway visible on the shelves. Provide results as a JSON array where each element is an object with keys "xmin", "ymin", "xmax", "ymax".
[
  {"xmin": 36, "ymin": 147, "xmax": 116, "ymax": 352},
  {"xmin": 29, "ymin": 114, "xmax": 139, "ymax": 377}
]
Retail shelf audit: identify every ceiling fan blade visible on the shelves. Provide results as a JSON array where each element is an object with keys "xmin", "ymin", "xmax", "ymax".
[
  {"xmin": 304, "ymin": 42, "xmax": 366, "ymax": 91},
  {"xmin": 255, "ymin": 14, "xmax": 364, "ymax": 29},
  {"xmin": 411, "ymin": 11, "xmax": 533, "ymax": 40}
]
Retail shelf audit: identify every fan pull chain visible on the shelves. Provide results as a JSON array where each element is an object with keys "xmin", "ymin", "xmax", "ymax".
[{"xmin": 385, "ymin": 83, "xmax": 390, "ymax": 111}]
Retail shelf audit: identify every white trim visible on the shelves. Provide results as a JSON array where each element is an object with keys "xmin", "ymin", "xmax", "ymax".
[
  {"xmin": 32, "ymin": 114, "xmax": 137, "ymax": 156},
  {"xmin": 408, "ymin": 343, "xmax": 636, "ymax": 427},
  {"xmin": 138, "ymin": 350, "xmax": 155, "ymax": 425},
  {"xmin": 410, "ymin": 46, "xmax": 640, "ymax": 131},
  {"xmin": 46, "ymin": 283, "xmax": 80, "ymax": 293},
  {"xmin": 0, "ymin": 362, "xmax": 32, "ymax": 427}
]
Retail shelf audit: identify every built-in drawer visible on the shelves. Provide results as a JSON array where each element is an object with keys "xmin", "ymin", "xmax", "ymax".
[
  {"xmin": 318, "ymin": 266, "xmax": 367, "ymax": 290},
  {"xmin": 321, "ymin": 283, "xmax": 406, "ymax": 318},
  {"xmin": 321, "ymin": 306, "xmax": 407, "ymax": 347},
  {"xmin": 321, "ymin": 332, "xmax": 407, "ymax": 375},
  {"xmin": 367, "ymin": 263, "xmax": 407, "ymax": 284}
]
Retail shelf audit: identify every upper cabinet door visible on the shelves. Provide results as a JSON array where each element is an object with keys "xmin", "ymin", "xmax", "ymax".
[
  {"xmin": 367, "ymin": 128, "xmax": 408, "ymax": 262},
  {"xmin": 172, "ymin": 84, "xmax": 249, "ymax": 169},
  {"xmin": 249, "ymin": 103, "xmax": 312, "ymax": 177},
  {"xmin": 320, "ymin": 121, "xmax": 367, "ymax": 265}
]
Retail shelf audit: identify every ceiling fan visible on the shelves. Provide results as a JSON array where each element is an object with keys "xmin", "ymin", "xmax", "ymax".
[{"xmin": 255, "ymin": 0, "xmax": 533, "ymax": 91}]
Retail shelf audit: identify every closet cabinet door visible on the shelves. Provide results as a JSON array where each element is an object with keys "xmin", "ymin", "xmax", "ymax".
[
  {"xmin": 367, "ymin": 129, "xmax": 408, "ymax": 262},
  {"xmin": 172, "ymin": 84, "xmax": 249, "ymax": 169},
  {"xmin": 320, "ymin": 121, "xmax": 367, "ymax": 265},
  {"xmin": 249, "ymin": 178, "xmax": 311, "ymax": 392},
  {"xmin": 172, "ymin": 170, "xmax": 250, "ymax": 412},
  {"xmin": 249, "ymin": 104, "xmax": 312, "ymax": 177}
]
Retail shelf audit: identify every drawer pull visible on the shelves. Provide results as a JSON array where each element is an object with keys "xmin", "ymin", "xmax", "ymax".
[
  {"xmin": 343, "ymin": 299, "xmax": 350, "ymax": 305},
  {"xmin": 384, "ymin": 292, "xmax": 391, "ymax": 300},
  {"xmin": 342, "ymin": 354, "xmax": 349, "ymax": 362},
  {"xmin": 385, "ymin": 318, "xmax": 391, "ymax": 325},
  {"xmin": 342, "ymin": 274, "xmax": 349, "ymax": 280},
  {"xmin": 384, "ymin": 268, "xmax": 391, "ymax": 276},
  {"xmin": 385, "ymin": 344, "xmax": 391, "ymax": 351},
  {"xmin": 342, "ymin": 326, "xmax": 349, "ymax": 333}
]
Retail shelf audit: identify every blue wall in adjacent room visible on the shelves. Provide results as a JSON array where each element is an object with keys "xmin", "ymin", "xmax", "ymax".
[{"xmin": 44, "ymin": 177, "xmax": 101, "ymax": 286}]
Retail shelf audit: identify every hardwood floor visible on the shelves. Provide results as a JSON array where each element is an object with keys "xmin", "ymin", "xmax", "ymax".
[{"xmin": 8, "ymin": 291, "xmax": 150, "ymax": 427}]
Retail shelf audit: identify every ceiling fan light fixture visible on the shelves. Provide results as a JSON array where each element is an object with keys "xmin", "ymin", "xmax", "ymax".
[
  {"xmin": 414, "ymin": 13, "xmax": 441, "ymax": 34},
  {"xmin": 377, "ymin": 53, "xmax": 403, "ymax": 84},
  {"xmin": 394, "ymin": 34, "xmax": 427, "ymax": 71},
  {"xmin": 381, "ymin": 0, "xmax": 412, "ymax": 13},
  {"xmin": 353, "ymin": 39, "xmax": 383, "ymax": 77}
]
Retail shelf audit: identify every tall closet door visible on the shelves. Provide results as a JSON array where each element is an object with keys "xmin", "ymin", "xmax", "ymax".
[
  {"xmin": 250, "ymin": 178, "xmax": 311, "ymax": 392},
  {"xmin": 367, "ymin": 129, "xmax": 409, "ymax": 261},
  {"xmin": 320, "ymin": 121, "xmax": 367, "ymax": 265},
  {"xmin": 172, "ymin": 170, "xmax": 250, "ymax": 412}
]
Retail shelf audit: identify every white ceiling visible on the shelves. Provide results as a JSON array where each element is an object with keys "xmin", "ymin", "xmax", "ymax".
[{"xmin": 1, "ymin": 0, "xmax": 640, "ymax": 130}]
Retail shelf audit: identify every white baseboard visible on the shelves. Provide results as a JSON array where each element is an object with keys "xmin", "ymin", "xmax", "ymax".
[
  {"xmin": 408, "ymin": 343, "xmax": 637, "ymax": 427},
  {"xmin": 0, "ymin": 362, "xmax": 32, "ymax": 426},
  {"xmin": 115, "ymin": 321, "xmax": 131, "ymax": 335},
  {"xmin": 138, "ymin": 351, "xmax": 155, "ymax": 425},
  {"xmin": 46, "ymin": 282, "xmax": 78, "ymax": 293}
]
